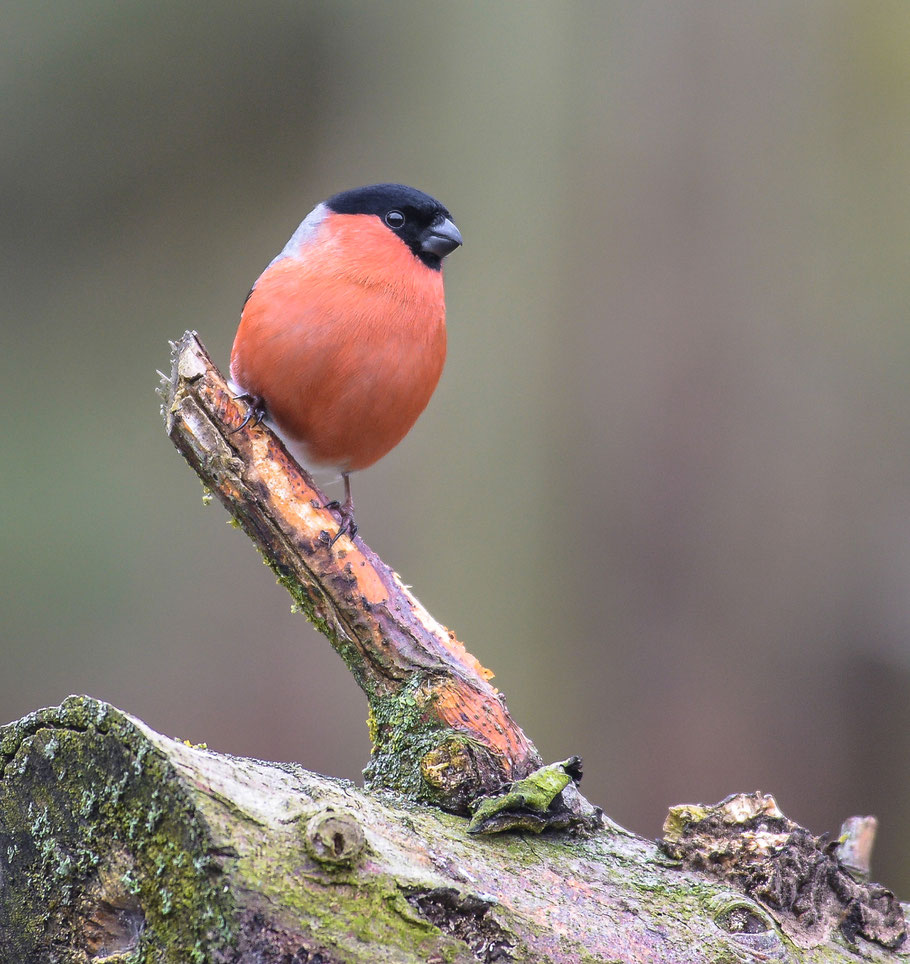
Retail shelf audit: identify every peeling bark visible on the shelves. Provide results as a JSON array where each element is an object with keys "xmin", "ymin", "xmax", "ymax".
[{"xmin": 662, "ymin": 794, "xmax": 907, "ymax": 951}]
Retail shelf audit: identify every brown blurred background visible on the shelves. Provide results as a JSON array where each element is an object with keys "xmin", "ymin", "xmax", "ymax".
[{"xmin": 3, "ymin": 2, "xmax": 910, "ymax": 892}]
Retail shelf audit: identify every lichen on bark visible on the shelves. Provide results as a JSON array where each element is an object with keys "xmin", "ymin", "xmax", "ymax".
[{"xmin": 0, "ymin": 696, "xmax": 234, "ymax": 963}]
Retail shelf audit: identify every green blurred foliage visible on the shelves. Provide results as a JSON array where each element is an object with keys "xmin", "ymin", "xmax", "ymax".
[{"xmin": 2, "ymin": 1, "xmax": 909, "ymax": 893}]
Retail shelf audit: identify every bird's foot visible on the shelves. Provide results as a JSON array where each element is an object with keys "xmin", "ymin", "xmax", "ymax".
[
  {"xmin": 324, "ymin": 473, "xmax": 357, "ymax": 546},
  {"xmin": 228, "ymin": 393, "xmax": 267, "ymax": 434},
  {"xmin": 325, "ymin": 499, "xmax": 357, "ymax": 546}
]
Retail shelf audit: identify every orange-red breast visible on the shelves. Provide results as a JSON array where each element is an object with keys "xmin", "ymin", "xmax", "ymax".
[{"xmin": 230, "ymin": 183, "xmax": 462, "ymax": 543}]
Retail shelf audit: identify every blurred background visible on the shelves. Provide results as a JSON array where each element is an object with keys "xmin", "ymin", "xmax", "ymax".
[{"xmin": 3, "ymin": 1, "xmax": 910, "ymax": 892}]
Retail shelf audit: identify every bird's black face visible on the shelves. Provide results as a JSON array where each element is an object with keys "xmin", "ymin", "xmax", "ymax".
[{"xmin": 325, "ymin": 183, "xmax": 462, "ymax": 270}]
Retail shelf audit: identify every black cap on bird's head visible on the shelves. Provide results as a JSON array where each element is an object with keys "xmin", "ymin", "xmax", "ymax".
[{"xmin": 325, "ymin": 183, "xmax": 462, "ymax": 270}]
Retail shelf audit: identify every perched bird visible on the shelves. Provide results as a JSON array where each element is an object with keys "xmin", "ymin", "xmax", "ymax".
[{"xmin": 230, "ymin": 183, "xmax": 462, "ymax": 544}]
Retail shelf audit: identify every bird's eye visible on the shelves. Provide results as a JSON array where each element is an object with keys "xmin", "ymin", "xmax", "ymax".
[{"xmin": 385, "ymin": 210, "xmax": 406, "ymax": 229}]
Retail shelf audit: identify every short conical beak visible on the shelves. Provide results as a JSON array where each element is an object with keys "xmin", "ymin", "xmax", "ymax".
[{"xmin": 421, "ymin": 217, "xmax": 463, "ymax": 258}]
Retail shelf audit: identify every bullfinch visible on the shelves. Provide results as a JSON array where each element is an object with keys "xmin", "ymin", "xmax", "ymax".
[{"xmin": 229, "ymin": 183, "xmax": 462, "ymax": 544}]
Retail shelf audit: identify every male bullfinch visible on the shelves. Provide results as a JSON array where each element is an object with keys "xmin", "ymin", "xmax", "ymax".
[{"xmin": 230, "ymin": 183, "xmax": 462, "ymax": 544}]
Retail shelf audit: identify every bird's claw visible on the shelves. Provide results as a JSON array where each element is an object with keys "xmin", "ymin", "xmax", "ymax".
[
  {"xmin": 229, "ymin": 393, "xmax": 267, "ymax": 434},
  {"xmin": 323, "ymin": 496, "xmax": 357, "ymax": 546},
  {"xmin": 329, "ymin": 519, "xmax": 357, "ymax": 549}
]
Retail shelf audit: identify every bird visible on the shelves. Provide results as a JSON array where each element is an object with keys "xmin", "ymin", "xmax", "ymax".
[{"xmin": 229, "ymin": 183, "xmax": 463, "ymax": 545}]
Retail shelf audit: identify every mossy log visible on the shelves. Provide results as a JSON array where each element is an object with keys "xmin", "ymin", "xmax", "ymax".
[{"xmin": 1, "ymin": 697, "xmax": 906, "ymax": 963}]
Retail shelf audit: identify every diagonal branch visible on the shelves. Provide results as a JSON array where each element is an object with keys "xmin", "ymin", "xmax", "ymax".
[{"xmin": 160, "ymin": 330, "xmax": 544, "ymax": 812}]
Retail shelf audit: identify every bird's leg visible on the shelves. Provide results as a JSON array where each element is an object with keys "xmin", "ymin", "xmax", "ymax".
[
  {"xmin": 228, "ymin": 392, "xmax": 267, "ymax": 434},
  {"xmin": 326, "ymin": 472, "xmax": 357, "ymax": 545}
]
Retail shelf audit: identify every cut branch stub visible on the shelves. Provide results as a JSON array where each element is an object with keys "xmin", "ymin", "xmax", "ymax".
[{"xmin": 160, "ymin": 331, "xmax": 542, "ymax": 809}]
